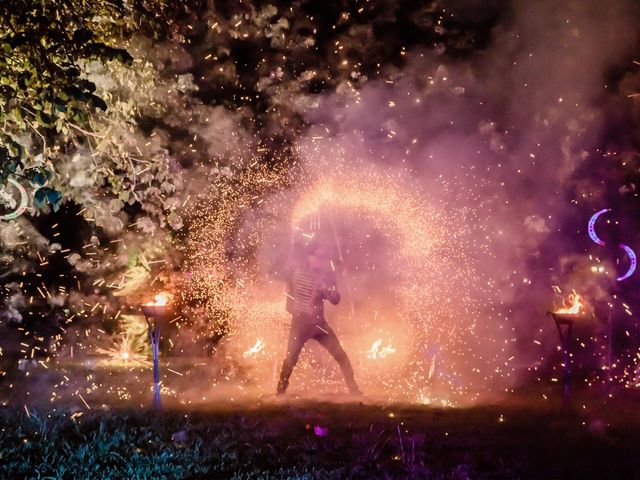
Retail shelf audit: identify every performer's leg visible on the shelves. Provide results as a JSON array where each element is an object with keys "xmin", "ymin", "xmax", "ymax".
[
  {"xmin": 277, "ymin": 321, "xmax": 309, "ymax": 394},
  {"xmin": 314, "ymin": 325, "xmax": 361, "ymax": 395}
]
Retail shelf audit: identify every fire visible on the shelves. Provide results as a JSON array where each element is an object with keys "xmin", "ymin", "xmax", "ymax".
[
  {"xmin": 106, "ymin": 346, "xmax": 147, "ymax": 365},
  {"xmin": 554, "ymin": 291, "xmax": 584, "ymax": 315},
  {"xmin": 96, "ymin": 335, "xmax": 149, "ymax": 367},
  {"xmin": 242, "ymin": 339, "xmax": 265, "ymax": 358},
  {"xmin": 366, "ymin": 339, "xmax": 396, "ymax": 359},
  {"xmin": 144, "ymin": 292, "xmax": 172, "ymax": 306}
]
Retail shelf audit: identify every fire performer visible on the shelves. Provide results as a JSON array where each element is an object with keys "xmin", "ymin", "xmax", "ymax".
[{"xmin": 277, "ymin": 241, "xmax": 362, "ymax": 396}]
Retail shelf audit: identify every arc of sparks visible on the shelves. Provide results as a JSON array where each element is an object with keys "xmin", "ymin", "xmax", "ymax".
[
  {"xmin": 617, "ymin": 243, "xmax": 637, "ymax": 281},
  {"xmin": 0, "ymin": 178, "xmax": 28, "ymax": 221},
  {"xmin": 587, "ymin": 208, "xmax": 610, "ymax": 246}
]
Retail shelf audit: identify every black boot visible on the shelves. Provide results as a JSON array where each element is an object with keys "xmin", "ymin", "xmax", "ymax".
[
  {"xmin": 276, "ymin": 377, "xmax": 288, "ymax": 395},
  {"xmin": 335, "ymin": 352, "xmax": 362, "ymax": 396},
  {"xmin": 349, "ymin": 385, "xmax": 363, "ymax": 396},
  {"xmin": 277, "ymin": 360, "xmax": 292, "ymax": 395},
  {"xmin": 347, "ymin": 378, "xmax": 363, "ymax": 396}
]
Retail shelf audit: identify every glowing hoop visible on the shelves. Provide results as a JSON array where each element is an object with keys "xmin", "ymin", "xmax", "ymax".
[
  {"xmin": 0, "ymin": 178, "xmax": 28, "ymax": 221},
  {"xmin": 617, "ymin": 244, "xmax": 637, "ymax": 282},
  {"xmin": 587, "ymin": 208, "xmax": 609, "ymax": 246}
]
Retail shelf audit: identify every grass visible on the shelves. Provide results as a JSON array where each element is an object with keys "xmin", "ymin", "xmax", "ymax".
[{"xmin": 1, "ymin": 393, "xmax": 640, "ymax": 479}]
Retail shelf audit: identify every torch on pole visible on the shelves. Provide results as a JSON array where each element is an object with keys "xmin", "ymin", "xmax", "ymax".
[
  {"xmin": 142, "ymin": 293, "xmax": 171, "ymax": 411},
  {"xmin": 547, "ymin": 312, "xmax": 575, "ymax": 407}
]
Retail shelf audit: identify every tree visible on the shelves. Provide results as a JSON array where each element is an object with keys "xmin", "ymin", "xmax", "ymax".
[{"xmin": 0, "ymin": 0, "xmax": 187, "ymax": 377}]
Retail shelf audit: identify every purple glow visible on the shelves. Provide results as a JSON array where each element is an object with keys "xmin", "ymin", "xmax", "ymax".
[
  {"xmin": 617, "ymin": 244, "xmax": 637, "ymax": 282},
  {"xmin": 314, "ymin": 425, "xmax": 328, "ymax": 437},
  {"xmin": 587, "ymin": 209, "xmax": 609, "ymax": 246}
]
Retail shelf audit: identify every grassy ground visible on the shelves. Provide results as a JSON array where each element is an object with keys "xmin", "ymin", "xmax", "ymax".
[{"xmin": 1, "ymin": 391, "xmax": 640, "ymax": 479}]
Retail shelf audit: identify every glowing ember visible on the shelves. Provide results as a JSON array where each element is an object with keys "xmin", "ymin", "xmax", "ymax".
[
  {"xmin": 243, "ymin": 339, "xmax": 266, "ymax": 358},
  {"xmin": 144, "ymin": 292, "xmax": 172, "ymax": 307},
  {"xmin": 554, "ymin": 291, "xmax": 584, "ymax": 315},
  {"xmin": 366, "ymin": 339, "xmax": 396, "ymax": 359},
  {"xmin": 96, "ymin": 333, "xmax": 150, "ymax": 367}
]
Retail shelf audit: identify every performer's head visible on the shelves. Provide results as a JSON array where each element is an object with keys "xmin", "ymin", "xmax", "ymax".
[
  {"xmin": 302, "ymin": 238, "xmax": 328, "ymax": 271},
  {"xmin": 307, "ymin": 245, "xmax": 328, "ymax": 271}
]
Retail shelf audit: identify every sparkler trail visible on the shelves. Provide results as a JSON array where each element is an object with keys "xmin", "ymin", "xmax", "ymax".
[{"xmin": 180, "ymin": 152, "xmax": 511, "ymax": 403}]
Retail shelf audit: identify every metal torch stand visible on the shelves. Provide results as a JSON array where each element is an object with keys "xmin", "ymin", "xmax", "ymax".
[
  {"xmin": 149, "ymin": 320, "xmax": 161, "ymax": 410},
  {"xmin": 142, "ymin": 308, "xmax": 165, "ymax": 411},
  {"xmin": 547, "ymin": 312, "xmax": 574, "ymax": 408}
]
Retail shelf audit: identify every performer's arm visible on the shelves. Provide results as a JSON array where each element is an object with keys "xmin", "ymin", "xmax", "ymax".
[{"xmin": 321, "ymin": 272, "xmax": 340, "ymax": 305}]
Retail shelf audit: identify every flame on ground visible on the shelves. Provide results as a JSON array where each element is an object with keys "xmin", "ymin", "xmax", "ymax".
[
  {"xmin": 96, "ymin": 335, "xmax": 150, "ymax": 367},
  {"xmin": 243, "ymin": 339, "xmax": 266, "ymax": 358},
  {"xmin": 366, "ymin": 339, "xmax": 396, "ymax": 359}
]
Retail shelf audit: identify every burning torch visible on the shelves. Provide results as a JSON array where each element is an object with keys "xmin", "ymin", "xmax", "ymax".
[
  {"xmin": 547, "ymin": 291, "xmax": 591, "ymax": 407},
  {"xmin": 142, "ymin": 292, "xmax": 171, "ymax": 410}
]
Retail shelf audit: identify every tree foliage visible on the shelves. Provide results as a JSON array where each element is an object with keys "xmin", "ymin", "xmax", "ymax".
[
  {"xmin": 0, "ymin": 0, "xmax": 182, "ymax": 212},
  {"xmin": 0, "ymin": 0, "xmax": 185, "ymax": 373},
  {"xmin": 0, "ymin": 1, "xmax": 133, "ymax": 174}
]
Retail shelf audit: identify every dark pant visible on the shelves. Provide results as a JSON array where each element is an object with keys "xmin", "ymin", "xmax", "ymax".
[{"xmin": 277, "ymin": 317, "xmax": 360, "ymax": 394}]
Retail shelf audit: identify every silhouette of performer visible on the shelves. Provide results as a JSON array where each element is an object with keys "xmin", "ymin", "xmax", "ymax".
[{"xmin": 277, "ymin": 241, "xmax": 361, "ymax": 395}]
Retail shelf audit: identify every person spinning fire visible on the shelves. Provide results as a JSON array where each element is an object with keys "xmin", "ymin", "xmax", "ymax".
[{"xmin": 277, "ymin": 240, "xmax": 362, "ymax": 396}]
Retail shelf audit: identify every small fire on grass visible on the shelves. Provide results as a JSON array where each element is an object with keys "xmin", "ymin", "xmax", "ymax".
[
  {"xmin": 242, "ymin": 339, "xmax": 265, "ymax": 358},
  {"xmin": 366, "ymin": 339, "xmax": 396, "ymax": 359},
  {"xmin": 97, "ymin": 333, "xmax": 150, "ymax": 367}
]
